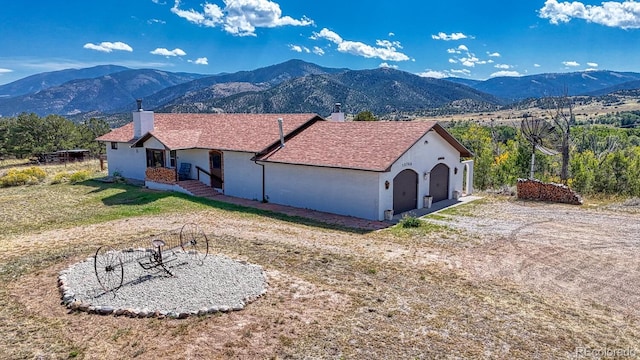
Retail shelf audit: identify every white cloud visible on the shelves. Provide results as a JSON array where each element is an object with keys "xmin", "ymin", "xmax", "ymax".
[
  {"xmin": 311, "ymin": 28, "xmax": 410, "ymax": 62},
  {"xmin": 490, "ymin": 70, "xmax": 521, "ymax": 77},
  {"xmin": 83, "ymin": 41, "xmax": 133, "ymax": 53},
  {"xmin": 446, "ymin": 44, "xmax": 491, "ymax": 68},
  {"xmin": 487, "ymin": 52, "xmax": 501, "ymax": 57},
  {"xmin": 431, "ymin": 32, "xmax": 469, "ymax": 41},
  {"xmin": 461, "ymin": 60, "xmax": 476, "ymax": 67},
  {"xmin": 311, "ymin": 28, "xmax": 342, "ymax": 43},
  {"xmin": 188, "ymin": 57, "xmax": 209, "ymax": 65},
  {"xmin": 379, "ymin": 62, "xmax": 398, "ymax": 69},
  {"xmin": 150, "ymin": 48, "xmax": 187, "ymax": 56},
  {"xmin": 417, "ymin": 70, "xmax": 448, "ymax": 78},
  {"xmin": 148, "ymin": 18, "xmax": 167, "ymax": 25},
  {"xmin": 289, "ymin": 44, "xmax": 310, "ymax": 53},
  {"xmin": 495, "ymin": 64, "xmax": 512, "ymax": 69},
  {"xmin": 388, "ymin": 32, "xmax": 395, "ymax": 37},
  {"xmin": 587, "ymin": 62, "xmax": 599, "ymax": 67},
  {"xmin": 0, "ymin": 68, "xmax": 13, "ymax": 74},
  {"xmin": 171, "ymin": 0, "xmax": 313, "ymax": 37},
  {"xmin": 450, "ymin": 68, "xmax": 471, "ymax": 76},
  {"xmin": 312, "ymin": 46, "xmax": 325, "ymax": 56},
  {"xmin": 460, "ymin": 53, "xmax": 479, "ymax": 67},
  {"xmin": 377, "ymin": 39, "xmax": 403, "ymax": 49},
  {"xmin": 539, "ymin": 0, "xmax": 640, "ymax": 29},
  {"xmin": 563, "ymin": 60, "xmax": 580, "ymax": 67},
  {"xmin": 534, "ymin": 63, "xmax": 542, "ymax": 67}
]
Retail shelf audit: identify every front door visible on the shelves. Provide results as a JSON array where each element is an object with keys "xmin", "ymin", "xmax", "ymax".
[
  {"xmin": 393, "ymin": 169, "xmax": 418, "ymax": 214},
  {"xmin": 209, "ymin": 150, "xmax": 223, "ymax": 188},
  {"xmin": 430, "ymin": 163, "xmax": 449, "ymax": 202}
]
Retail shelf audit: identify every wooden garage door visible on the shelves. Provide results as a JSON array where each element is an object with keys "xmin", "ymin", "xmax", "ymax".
[
  {"xmin": 393, "ymin": 169, "xmax": 418, "ymax": 214},
  {"xmin": 430, "ymin": 163, "xmax": 449, "ymax": 203}
]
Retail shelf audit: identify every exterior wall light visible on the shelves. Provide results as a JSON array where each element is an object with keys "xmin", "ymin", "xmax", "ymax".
[{"xmin": 385, "ymin": 180, "xmax": 390, "ymax": 189}]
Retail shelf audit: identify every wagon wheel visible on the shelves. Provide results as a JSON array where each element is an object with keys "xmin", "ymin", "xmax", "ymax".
[
  {"xmin": 94, "ymin": 246, "xmax": 124, "ymax": 293},
  {"xmin": 180, "ymin": 223, "xmax": 209, "ymax": 264}
]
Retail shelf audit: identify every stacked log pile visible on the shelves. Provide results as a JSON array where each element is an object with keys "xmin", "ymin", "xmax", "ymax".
[
  {"xmin": 517, "ymin": 179, "xmax": 582, "ymax": 205},
  {"xmin": 145, "ymin": 167, "xmax": 176, "ymax": 184}
]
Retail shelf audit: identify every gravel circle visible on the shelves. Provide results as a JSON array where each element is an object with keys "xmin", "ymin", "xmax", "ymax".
[{"xmin": 58, "ymin": 251, "xmax": 268, "ymax": 318}]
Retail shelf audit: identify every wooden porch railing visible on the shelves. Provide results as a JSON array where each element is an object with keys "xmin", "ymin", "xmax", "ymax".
[{"xmin": 195, "ymin": 165, "xmax": 223, "ymax": 186}]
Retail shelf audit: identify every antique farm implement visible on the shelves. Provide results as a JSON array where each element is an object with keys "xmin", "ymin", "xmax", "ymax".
[{"xmin": 94, "ymin": 223, "xmax": 209, "ymax": 293}]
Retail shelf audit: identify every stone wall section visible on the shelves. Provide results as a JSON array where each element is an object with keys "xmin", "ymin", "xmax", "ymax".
[{"xmin": 517, "ymin": 179, "xmax": 583, "ymax": 205}]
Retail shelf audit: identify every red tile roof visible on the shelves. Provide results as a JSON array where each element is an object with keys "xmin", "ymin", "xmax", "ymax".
[
  {"xmin": 97, "ymin": 113, "xmax": 320, "ymax": 153},
  {"xmin": 257, "ymin": 121, "xmax": 471, "ymax": 172}
]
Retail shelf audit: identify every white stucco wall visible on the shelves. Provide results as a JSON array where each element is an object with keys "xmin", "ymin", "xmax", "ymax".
[
  {"xmin": 378, "ymin": 130, "xmax": 465, "ymax": 218},
  {"xmin": 104, "ymin": 142, "xmax": 146, "ymax": 180},
  {"xmin": 175, "ymin": 149, "xmax": 210, "ymax": 185},
  {"xmin": 223, "ymin": 152, "xmax": 264, "ymax": 201},
  {"xmin": 265, "ymin": 163, "xmax": 381, "ymax": 220}
]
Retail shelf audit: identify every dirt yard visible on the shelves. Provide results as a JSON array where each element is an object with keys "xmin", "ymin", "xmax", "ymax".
[
  {"xmin": 3, "ymin": 194, "xmax": 640, "ymax": 359},
  {"xmin": 429, "ymin": 199, "xmax": 640, "ymax": 319}
]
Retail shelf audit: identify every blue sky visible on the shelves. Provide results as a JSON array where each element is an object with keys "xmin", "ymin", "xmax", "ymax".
[{"xmin": 1, "ymin": 0, "xmax": 640, "ymax": 85}]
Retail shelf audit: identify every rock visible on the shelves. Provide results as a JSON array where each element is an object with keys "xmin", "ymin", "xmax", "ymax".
[{"xmin": 98, "ymin": 306, "xmax": 114, "ymax": 315}]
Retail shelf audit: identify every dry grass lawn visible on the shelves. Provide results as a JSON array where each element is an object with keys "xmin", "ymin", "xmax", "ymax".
[{"xmin": 1, "ymin": 166, "xmax": 639, "ymax": 359}]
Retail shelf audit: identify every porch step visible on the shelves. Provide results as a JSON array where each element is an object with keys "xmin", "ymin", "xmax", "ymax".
[{"xmin": 177, "ymin": 180, "xmax": 220, "ymax": 199}]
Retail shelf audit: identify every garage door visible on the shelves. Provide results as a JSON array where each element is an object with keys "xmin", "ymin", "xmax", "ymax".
[
  {"xmin": 430, "ymin": 163, "xmax": 449, "ymax": 203},
  {"xmin": 393, "ymin": 169, "xmax": 418, "ymax": 214}
]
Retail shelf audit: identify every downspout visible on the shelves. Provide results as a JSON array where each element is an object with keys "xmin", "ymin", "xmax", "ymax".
[{"xmin": 253, "ymin": 159, "xmax": 267, "ymax": 203}]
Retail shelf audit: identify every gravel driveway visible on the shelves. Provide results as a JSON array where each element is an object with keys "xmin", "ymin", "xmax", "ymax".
[{"xmin": 426, "ymin": 198, "xmax": 640, "ymax": 317}]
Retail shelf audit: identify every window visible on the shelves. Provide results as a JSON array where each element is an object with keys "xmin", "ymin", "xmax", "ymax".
[
  {"xmin": 146, "ymin": 149, "xmax": 165, "ymax": 168},
  {"xmin": 111, "ymin": 142, "xmax": 118, "ymax": 150},
  {"xmin": 210, "ymin": 153, "xmax": 222, "ymax": 169},
  {"xmin": 169, "ymin": 150, "xmax": 177, "ymax": 168}
]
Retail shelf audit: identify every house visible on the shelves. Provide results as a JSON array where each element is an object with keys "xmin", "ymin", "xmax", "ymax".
[{"xmin": 97, "ymin": 103, "xmax": 474, "ymax": 221}]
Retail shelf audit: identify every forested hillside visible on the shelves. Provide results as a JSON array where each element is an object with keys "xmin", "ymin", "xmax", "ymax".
[{"xmin": 447, "ymin": 114, "xmax": 640, "ymax": 196}]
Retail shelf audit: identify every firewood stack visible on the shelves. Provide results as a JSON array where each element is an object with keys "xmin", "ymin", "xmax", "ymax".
[
  {"xmin": 145, "ymin": 167, "xmax": 177, "ymax": 184},
  {"xmin": 517, "ymin": 179, "xmax": 582, "ymax": 205}
]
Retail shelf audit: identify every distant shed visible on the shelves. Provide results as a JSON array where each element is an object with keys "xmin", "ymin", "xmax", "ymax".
[{"xmin": 38, "ymin": 149, "xmax": 91, "ymax": 163}]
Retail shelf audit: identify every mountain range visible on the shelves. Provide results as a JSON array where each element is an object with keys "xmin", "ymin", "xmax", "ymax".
[{"xmin": 1, "ymin": 59, "xmax": 639, "ymax": 120}]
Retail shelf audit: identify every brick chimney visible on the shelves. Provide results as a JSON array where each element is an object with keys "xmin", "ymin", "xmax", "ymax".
[{"xmin": 132, "ymin": 99, "xmax": 154, "ymax": 138}]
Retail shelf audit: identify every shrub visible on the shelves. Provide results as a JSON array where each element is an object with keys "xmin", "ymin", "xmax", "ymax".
[
  {"xmin": 399, "ymin": 214, "xmax": 422, "ymax": 228},
  {"xmin": 69, "ymin": 170, "xmax": 92, "ymax": 184},
  {"xmin": 0, "ymin": 167, "xmax": 47, "ymax": 187},
  {"xmin": 51, "ymin": 172, "xmax": 71, "ymax": 184}
]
